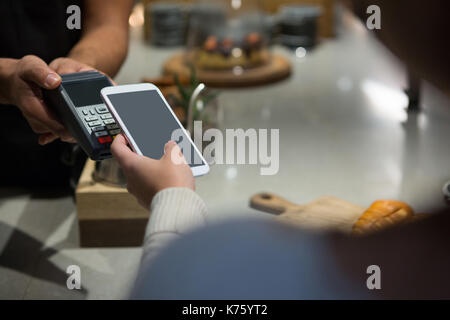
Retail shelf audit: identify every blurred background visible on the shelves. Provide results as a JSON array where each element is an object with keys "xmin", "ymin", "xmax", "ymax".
[{"xmin": 1, "ymin": 0, "xmax": 449, "ymax": 299}]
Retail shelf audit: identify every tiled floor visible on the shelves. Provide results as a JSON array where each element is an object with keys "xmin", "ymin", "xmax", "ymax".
[{"xmin": 1, "ymin": 14, "xmax": 449, "ymax": 299}]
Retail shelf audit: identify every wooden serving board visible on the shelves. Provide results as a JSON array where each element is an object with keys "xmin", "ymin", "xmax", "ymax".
[
  {"xmin": 162, "ymin": 53, "xmax": 292, "ymax": 88},
  {"xmin": 250, "ymin": 193, "xmax": 365, "ymax": 233}
]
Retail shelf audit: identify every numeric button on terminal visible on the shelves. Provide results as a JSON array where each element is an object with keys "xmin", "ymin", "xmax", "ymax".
[
  {"xmin": 109, "ymin": 129, "xmax": 121, "ymax": 136},
  {"xmin": 96, "ymin": 106, "xmax": 109, "ymax": 114},
  {"xmin": 103, "ymin": 119, "xmax": 116, "ymax": 125},
  {"xmin": 92, "ymin": 126, "xmax": 106, "ymax": 132},
  {"xmin": 101, "ymin": 114, "xmax": 112, "ymax": 120},
  {"xmin": 88, "ymin": 121, "xmax": 102, "ymax": 127},
  {"xmin": 106, "ymin": 124, "xmax": 119, "ymax": 130},
  {"xmin": 85, "ymin": 116, "xmax": 98, "ymax": 122}
]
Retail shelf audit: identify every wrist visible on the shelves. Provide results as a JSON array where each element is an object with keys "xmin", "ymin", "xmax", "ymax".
[
  {"xmin": 68, "ymin": 49, "xmax": 98, "ymax": 70},
  {"xmin": 0, "ymin": 58, "xmax": 19, "ymax": 104}
]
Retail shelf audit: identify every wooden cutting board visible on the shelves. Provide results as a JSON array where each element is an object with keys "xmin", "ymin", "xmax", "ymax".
[
  {"xmin": 162, "ymin": 54, "xmax": 292, "ymax": 88},
  {"xmin": 250, "ymin": 193, "xmax": 365, "ymax": 233}
]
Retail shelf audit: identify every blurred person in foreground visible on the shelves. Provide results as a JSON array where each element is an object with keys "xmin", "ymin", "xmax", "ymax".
[
  {"xmin": 111, "ymin": 0, "xmax": 450, "ymax": 299},
  {"xmin": 0, "ymin": 0, "xmax": 133, "ymax": 188}
]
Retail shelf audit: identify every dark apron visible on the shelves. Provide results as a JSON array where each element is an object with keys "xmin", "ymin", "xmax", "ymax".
[{"xmin": 0, "ymin": 0, "xmax": 83, "ymax": 187}]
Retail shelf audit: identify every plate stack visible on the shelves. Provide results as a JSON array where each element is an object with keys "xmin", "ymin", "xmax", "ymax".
[{"xmin": 147, "ymin": 2, "xmax": 188, "ymax": 47}]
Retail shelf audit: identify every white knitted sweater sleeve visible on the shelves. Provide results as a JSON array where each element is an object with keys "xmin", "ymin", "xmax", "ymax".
[{"xmin": 140, "ymin": 187, "xmax": 208, "ymax": 267}]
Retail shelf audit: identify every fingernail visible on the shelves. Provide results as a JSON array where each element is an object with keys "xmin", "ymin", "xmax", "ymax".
[
  {"xmin": 63, "ymin": 137, "xmax": 77, "ymax": 144},
  {"xmin": 45, "ymin": 73, "xmax": 60, "ymax": 88}
]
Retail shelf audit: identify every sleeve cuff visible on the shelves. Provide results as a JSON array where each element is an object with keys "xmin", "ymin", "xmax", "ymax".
[{"xmin": 145, "ymin": 187, "xmax": 208, "ymax": 237}]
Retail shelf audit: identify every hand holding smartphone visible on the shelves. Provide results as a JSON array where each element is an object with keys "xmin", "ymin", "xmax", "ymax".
[{"xmin": 101, "ymin": 83, "xmax": 209, "ymax": 177}]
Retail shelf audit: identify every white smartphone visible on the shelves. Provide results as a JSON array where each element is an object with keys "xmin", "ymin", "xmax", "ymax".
[{"xmin": 101, "ymin": 83, "xmax": 210, "ymax": 177}]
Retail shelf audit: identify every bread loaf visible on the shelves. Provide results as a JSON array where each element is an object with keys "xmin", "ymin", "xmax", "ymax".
[{"xmin": 352, "ymin": 200, "xmax": 414, "ymax": 235}]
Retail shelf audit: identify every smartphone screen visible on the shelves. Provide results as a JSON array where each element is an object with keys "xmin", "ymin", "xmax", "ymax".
[{"xmin": 106, "ymin": 90, "xmax": 205, "ymax": 167}]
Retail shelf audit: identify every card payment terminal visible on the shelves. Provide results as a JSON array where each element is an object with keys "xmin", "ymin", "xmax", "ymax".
[{"xmin": 43, "ymin": 71, "xmax": 120, "ymax": 161}]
